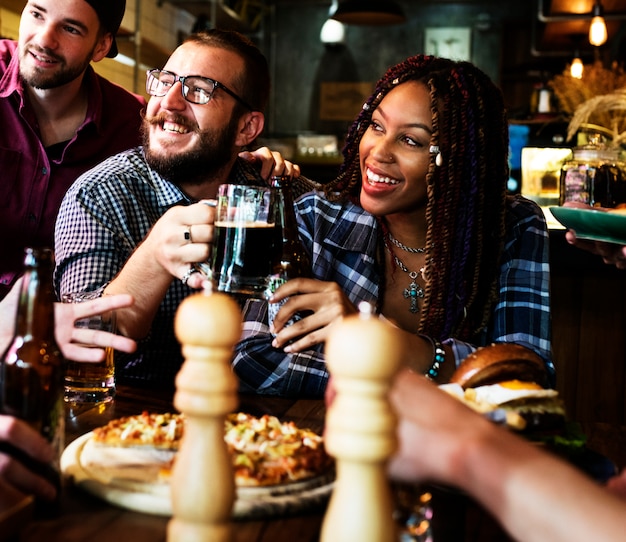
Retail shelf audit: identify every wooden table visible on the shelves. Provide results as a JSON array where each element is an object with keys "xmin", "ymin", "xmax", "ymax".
[
  {"xmin": 3, "ymin": 386, "xmax": 626, "ymax": 542},
  {"xmin": 5, "ymin": 386, "xmax": 327, "ymax": 542}
]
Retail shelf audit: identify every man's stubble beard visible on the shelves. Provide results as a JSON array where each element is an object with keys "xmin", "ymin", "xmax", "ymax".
[
  {"xmin": 19, "ymin": 44, "xmax": 94, "ymax": 89},
  {"xmin": 142, "ymin": 114, "xmax": 241, "ymax": 187}
]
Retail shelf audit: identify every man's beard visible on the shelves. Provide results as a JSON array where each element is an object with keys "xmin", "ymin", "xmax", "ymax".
[
  {"xmin": 142, "ymin": 113, "xmax": 240, "ymax": 187},
  {"xmin": 19, "ymin": 44, "xmax": 93, "ymax": 89}
]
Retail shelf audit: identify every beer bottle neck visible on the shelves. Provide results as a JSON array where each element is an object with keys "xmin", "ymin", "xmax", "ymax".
[
  {"xmin": 13, "ymin": 249, "xmax": 57, "ymax": 342},
  {"xmin": 15, "ymin": 270, "xmax": 56, "ymax": 340},
  {"xmin": 271, "ymin": 177, "xmax": 311, "ymax": 279},
  {"xmin": 276, "ymin": 182, "xmax": 299, "ymax": 239}
]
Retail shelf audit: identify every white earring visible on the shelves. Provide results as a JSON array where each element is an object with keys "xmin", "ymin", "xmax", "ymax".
[{"xmin": 429, "ymin": 145, "xmax": 442, "ymax": 167}]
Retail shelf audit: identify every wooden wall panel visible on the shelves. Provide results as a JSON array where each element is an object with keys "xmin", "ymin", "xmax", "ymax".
[{"xmin": 550, "ymin": 231, "xmax": 626, "ymax": 424}]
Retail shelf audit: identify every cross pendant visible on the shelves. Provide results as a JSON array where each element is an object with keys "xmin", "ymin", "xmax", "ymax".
[{"xmin": 403, "ymin": 278, "xmax": 424, "ymax": 314}]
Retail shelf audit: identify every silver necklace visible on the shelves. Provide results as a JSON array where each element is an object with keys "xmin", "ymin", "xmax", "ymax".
[
  {"xmin": 387, "ymin": 232, "xmax": 425, "ymax": 254},
  {"xmin": 390, "ymin": 252, "xmax": 425, "ymax": 314}
]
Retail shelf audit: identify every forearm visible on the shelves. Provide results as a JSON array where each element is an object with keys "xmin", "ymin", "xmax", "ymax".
[
  {"xmin": 386, "ymin": 324, "xmax": 454, "ymax": 383},
  {"xmin": 391, "ymin": 371, "xmax": 626, "ymax": 541},
  {"xmin": 234, "ymin": 344, "xmax": 328, "ymax": 397},
  {"xmin": 104, "ymin": 242, "xmax": 173, "ymax": 339},
  {"xmin": 461, "ymin": 426, "xmax": 626, "ymax": 542},
  {"xmin": 234, "ymin": 299, "xmax": 328, "ymax": 397}
]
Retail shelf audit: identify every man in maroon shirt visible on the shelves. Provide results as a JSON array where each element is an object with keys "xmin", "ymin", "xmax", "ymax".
[{"xmin": 0, "ymin": 0, "xmax": 146, "ymax": 300}]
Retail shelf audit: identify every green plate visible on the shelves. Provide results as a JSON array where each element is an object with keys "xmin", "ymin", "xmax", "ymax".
[{"xmin": 549, "ymin": 206, "xmax": 626, "ymax": 245}]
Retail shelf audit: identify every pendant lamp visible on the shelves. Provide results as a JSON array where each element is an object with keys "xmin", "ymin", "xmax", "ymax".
[
  {"xmin": 331, "ymin": 0, "xmax": 406, "ymax": 26},
  {"xmin": 589, "ymin": 0, "xmax": 608, "ymax": 46},
  {"xmin": 570, "ymin": 56, "xmax": 584, "ymax": 79}
]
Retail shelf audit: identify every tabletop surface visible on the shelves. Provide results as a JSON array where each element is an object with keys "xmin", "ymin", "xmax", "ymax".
[
  {"xmin": 5, "ymin": 386, "xmax": 328, "ymax": 542},
  {"xmin": 2, "ymin": 385, "xmax": 626, "ymax": 542}
]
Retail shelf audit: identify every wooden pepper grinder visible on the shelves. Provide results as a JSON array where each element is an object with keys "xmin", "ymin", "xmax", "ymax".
[
  {"xmin": 167, "ymin": 291, "xmax": 241, "ymax": 542},
  {"xmin": 321, "ymin": 302, "xmax": 405, "ymax": 542}
]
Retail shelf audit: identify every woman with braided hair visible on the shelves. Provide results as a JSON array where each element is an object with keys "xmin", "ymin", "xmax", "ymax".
[{"xmin": 233, "ymin": 55, "xmax": 553, "ymax": 397}]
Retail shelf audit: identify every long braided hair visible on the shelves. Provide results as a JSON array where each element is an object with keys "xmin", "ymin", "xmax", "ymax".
[{"xmin": 323, "ymin": 55, "xmax": 509, "ymax": 343}]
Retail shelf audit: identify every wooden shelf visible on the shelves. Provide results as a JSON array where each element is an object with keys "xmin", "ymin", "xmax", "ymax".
[
  {"xmin": 116, "ymin": 29, "xmax": 171, "ymax": 70},
  {"xmin": 0, "ymin": 1, "xmax": 171, "ymax": 70},
  {"xmin": 0, "ymin": 0, "xmax": 26, "ymax": 14},
  {"xmin": 157, "ymin": 0, "xmax": 253, "ymax": 33}
]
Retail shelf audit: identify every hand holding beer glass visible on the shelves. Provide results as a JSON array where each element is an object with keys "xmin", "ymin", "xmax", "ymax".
[
  {"xmin": 210, "ymin": 184, "xmax": 280, "ymax": 301},
  {"xmin": 61, "ymin": 291, "xmax": 116, "ymax": 404}
]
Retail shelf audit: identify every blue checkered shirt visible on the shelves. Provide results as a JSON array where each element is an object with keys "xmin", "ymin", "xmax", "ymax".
[
  {"xmin": 54, "ymin": 146, "xmax": 265, "ymax": 389},
  {"xmin": 233, "ymin": 192, "xmax": 554, "ymax": 397}
]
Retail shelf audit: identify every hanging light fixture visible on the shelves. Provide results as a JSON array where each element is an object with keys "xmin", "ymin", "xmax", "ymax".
[
  {"xmin": 321, "ymin": 0, "xmax": 346, "ymax": 45},
  {"xmin": 570, "ymin": 55, "xmax": 584, "ymax": 79},
  {"xmin": 320, "ymin": 19, "xmax": 346, "ymax": 45},
  {"xmin": 536, "ymin": 0, "xmax": 626, "ymax": 51},
  {"xmin": 589, "ymin": 0, "xmax": 608, "ymax": 46},
  {"xmin": 331, "ymin": 0, "xmax": 406, "ymax": 26}
]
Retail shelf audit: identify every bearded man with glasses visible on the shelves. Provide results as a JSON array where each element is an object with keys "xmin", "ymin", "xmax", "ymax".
[{"xmin": 53, "ymin": 29, "xmax": 299, "ymax": 390}]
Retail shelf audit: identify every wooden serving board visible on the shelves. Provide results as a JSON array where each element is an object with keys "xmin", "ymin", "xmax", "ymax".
[{"xmin": 61, "ymin": 433, "xmax": 334, "ymax": 519}]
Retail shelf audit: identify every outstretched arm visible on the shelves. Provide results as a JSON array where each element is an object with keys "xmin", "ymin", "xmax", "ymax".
[
  {"xmin": 388, "ymin": 370, "xmax": 626, "ymax": 542},
  {"xmin": 1, "ymin": 280, "xmax": 136, "ymax": 362}
]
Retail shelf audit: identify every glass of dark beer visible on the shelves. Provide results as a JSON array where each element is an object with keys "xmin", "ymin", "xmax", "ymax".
[{"xmin": 210, "ymin": 184, "xmax": 280, "ymax": 300}]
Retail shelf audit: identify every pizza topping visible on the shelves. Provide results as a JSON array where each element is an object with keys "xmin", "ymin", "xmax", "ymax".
[
  {"xmin": 92, "ymin": 411, "xmax": 185, "ymax": 450},
  {"xmin": 90, "ymin": 411, "xmax": 332, "ymax": 487},
  {"xmin": 223, "ymin": 412, "xmax": 331, "ymax": 486}
]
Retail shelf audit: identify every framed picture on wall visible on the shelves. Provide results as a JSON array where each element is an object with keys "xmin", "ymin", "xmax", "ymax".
[{"xmin": 424, "ymin": 27, "xmax": 472, "ymax": 61}]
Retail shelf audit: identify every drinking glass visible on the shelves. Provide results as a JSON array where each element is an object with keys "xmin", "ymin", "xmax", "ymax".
[
  {"xmin": 61, "ymin": 291, "xmax": 116, "ymax": 404},
  {"xmin": 210, "ymin": 184, "xmax": 279, "ymax": 300}
]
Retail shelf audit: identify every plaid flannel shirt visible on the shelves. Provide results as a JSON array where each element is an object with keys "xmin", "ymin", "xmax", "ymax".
[
  {"xmin": 54, "ymin": 146, "xmax": 265, "ymax": 389},
  {"xmin": 233, "ymin": 192, "xmax": 554, "ymax": 397}
]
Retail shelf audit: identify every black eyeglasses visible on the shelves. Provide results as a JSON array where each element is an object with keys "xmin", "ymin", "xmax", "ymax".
[{"xmin": 145, "ymin": 68, "xmax": 253, "ymax": 111}]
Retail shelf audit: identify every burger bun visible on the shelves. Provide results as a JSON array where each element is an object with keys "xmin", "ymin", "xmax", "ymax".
[{"xmin": 450, "ymin": 343, "xmax": 549, "ymax": 389}]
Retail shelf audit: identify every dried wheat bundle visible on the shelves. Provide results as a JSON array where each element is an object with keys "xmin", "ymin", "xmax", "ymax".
[
  {"xmin": 549, "ymin": 60, "xmax": 626, "ymax": 117},
  {"xmin": 566, "ymin": 89, "xmax": 626, "ymax": 146}
]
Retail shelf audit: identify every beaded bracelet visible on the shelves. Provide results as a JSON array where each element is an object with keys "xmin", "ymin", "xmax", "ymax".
[{"xmin": 418, "ymin": 334, "xmax": 446, "ymax": 380}]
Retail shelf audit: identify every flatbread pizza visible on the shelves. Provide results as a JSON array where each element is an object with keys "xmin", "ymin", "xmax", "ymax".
[{"xmin": 80, "ymin": 411, "xmax": 333, "ymax": 488}]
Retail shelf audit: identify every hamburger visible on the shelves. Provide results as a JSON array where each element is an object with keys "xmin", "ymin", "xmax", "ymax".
[
  {"xmin": 445, "ymin": 343, "xmax": 566, "ymax": 435},
  {"xmin": 450, "ymin": 343, "xmax": 550, "ymax": 389}
]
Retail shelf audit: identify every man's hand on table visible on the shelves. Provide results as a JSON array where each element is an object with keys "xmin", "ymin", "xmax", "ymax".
[{"xmin": 0, "ymin": 415, "xmax": 57, "ymax": 502}]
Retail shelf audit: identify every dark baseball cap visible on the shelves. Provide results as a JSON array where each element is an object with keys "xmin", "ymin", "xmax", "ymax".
[{"xmin": 83, "ymin": 0, "xmax": 126, "ymax": 58}]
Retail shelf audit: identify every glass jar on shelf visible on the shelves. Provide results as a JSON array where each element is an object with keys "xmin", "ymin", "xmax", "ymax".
[{"xmin": 559, "ymin": 141, "xmax": 626, "ymax": 208}]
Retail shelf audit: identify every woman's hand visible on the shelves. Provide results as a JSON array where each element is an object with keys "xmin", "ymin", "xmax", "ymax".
[{"xmin": 268, "ymin": 278, "xmax": 358, "ymax": 353}]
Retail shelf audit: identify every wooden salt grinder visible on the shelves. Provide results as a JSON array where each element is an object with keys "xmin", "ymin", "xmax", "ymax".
[
  {"xmin": 321, "ymin": 303, "xmax": 404, "ymax": 542},
  {"xmin": 167, "ymin": 291, "xmax": 241, "ymax": 542}
]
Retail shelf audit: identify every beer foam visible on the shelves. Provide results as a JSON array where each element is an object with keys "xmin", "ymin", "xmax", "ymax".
[{"xmin": 215, "ymin": 221, "xmax": 275, "ymax": 228}]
